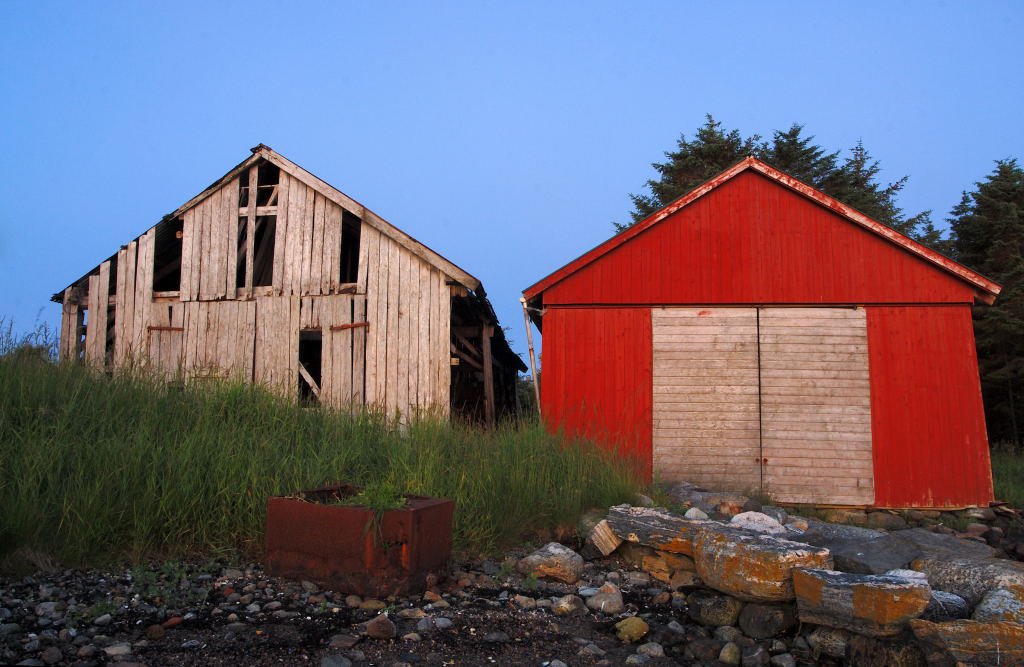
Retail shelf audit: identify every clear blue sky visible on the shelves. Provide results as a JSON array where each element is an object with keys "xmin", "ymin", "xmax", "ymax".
[{"xmin": 2, "ymin": 1, "xmax": 1022, "ymax": 360}]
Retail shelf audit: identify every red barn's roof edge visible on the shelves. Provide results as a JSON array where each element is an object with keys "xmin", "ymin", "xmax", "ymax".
[{"xmin": 522, "ymin": 157, "xmax": 1002, "ymax": 304}]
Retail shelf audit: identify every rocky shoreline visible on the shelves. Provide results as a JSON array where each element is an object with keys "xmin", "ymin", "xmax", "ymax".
[{"xmin": 3, "ymin": 484, "xmax": 1024, "ymax": 666}]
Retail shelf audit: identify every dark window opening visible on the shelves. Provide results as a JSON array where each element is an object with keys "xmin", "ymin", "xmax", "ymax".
[
  {"xmin": 235, "ymin": 217, "xmax": 248, "ymax": 289},
  {"xmin": 152, "ymin": 216, "xmax": 184, "ymax": 291},
  {"xmin": 340, "ymin": 211, "xmax": 361, "ymax": 284},
  {"xmin": 108, "ymin": 256, "xmax": 118, "ymax": 295},
  {"xmin": 298, "ymin": 330, "xmax": 322, "ymax": 404},
  {"xmin": 256, "ymin": 162, "xmax": 280, "ymax": 206},
  {"xmin": 253, "ymin": 215, "xmax": 276, "ymax": 286},
  {"xmin": 238, "ymin": 168, "xmax": 251, "ymax": 208},
  {"xmin": 105, "ymin": 304, "xmax": 116, "ymax": 365}
]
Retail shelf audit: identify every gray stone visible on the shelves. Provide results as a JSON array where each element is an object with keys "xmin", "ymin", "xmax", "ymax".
[
  {"xmin": 866, "ymin": 511, "xmax": 908, "ymax": 531},
  {"xmin": 637, "ymin": 641, "xmax": 664, "ymax": 657},
  {"xmin": 484, "ymin": 631, "xmax": 510, "ymax": 643},
  {"xmin": 769, "ymin": 654, "xmax": 795, "ymax": 667},
  {"xmin": 827, "ymin": 534, "xmax": 922, "ymax": 575},
  {"xmin": 578, "ymin": 642, "xmax": 606, "ymax": 657},
  {"xmin": 911, "ymin": 556, "xmax": 1024, "ymax": 606},
  {"xmin": 434, "ymin": 617, "xmax": 453, "ymax": 630},
  {"xmin": 889, "ymin": 527, "xmax": 995, "ymax": 560},
  {"xmin": 686, "ymin": 589, "xmax": 744, "ymax": 627},
  {"xmin": 181, "ymin": 639, "xmax": 203, "ymax": 649},
  {"xmin": 796, "ymin": 519, "xmax": 884, "ymax": 545},
  {"xmin": 0, "ymin": 623, "xmax": 21, "ymax": 637},
  {"xmin": 92, "ymin": 613, "xmax": 112, "ymax": 626},
  {"xmin": 585, "ymin": 582, "xmax": 624, "ymax": 615},
  {"xmin": 684, "ymin": 507, "xmax": 708, "ymax": 520},
  {"xmin": 923, "ymin": 590, "xmax": 970, "ymax": 621},
  {"xmin": 321, "ymin": 655, "xmax": 353, "ymax": 667},
  {"xmin": 972, "ymin": 586, "xmax": 1024, "ymax": 622},
  {"xmin": 741, "ymin": 646, "xmax": 770, "ymax": 666},
  {"xmin": 402, "ymin": 632, "xmax": 421, "ymax": 641},
  {"xmin": 686, "ymin": 638, "xmax": 724, "ymax": 661},
  {"xmin": 759, "ymin": 506, "xmax": 788, "ymax": 525},
  {"xmin": 511, "ymin": 594, "xmax": 536, "ymax": 609},
  {"xmin": 517, "ymin": 543, "xmax": 584, "ymax": 584},
  {"xmin": 624, "ymin": 656, "xmax": 648, "ymax": 666},
  {"xmin": 731, "ymin": 512, "xmax": 787, "ymax": 536},
  {"xmin": 737, "ymin": 603, "xmax": 797, "ymax": 639},
  {"xmin": 102, "ymin": 643, "xmax": 131, "ymax": 657},
  {"xmin": 807, "ymin": 626, "xmax": 849, "ymax": 659},
  {"xmin": 39, "ymin": 647, "xmax": 62, "ymax": 665}
]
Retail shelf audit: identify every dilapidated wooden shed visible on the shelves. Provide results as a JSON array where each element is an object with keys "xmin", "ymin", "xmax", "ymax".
[
  {"xmin": 524, "ymin": 157, "xmax": 1001, "ymax": 508},
  {"xmin": 54, "ymin": 145, "xmax": 525, "ymax": 422}
]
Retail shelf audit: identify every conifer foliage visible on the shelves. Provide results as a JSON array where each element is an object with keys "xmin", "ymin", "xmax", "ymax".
[
  {"xmin": 619, "ymin": 115, "xmax": 933, "ymax": 243},
  {"xmin": 949, "ymin": 160, "xmax": 1024, "ymax": 445}
]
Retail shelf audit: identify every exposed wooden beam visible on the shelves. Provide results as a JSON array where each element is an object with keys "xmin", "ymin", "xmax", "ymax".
[
  {"xmin": 482, "ymin": 323, "xmax": 495, "ymax": 425},
  {"xmin": 298, "ymin": 363, "xmax": 321, "ymax": 399}
]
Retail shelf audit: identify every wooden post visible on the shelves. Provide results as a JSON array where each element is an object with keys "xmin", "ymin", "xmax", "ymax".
[
  {"xmin": 481, "ymin": 322, "xmax": 495, "ymax": 426},
  {"xmin": 244, "ymin": 165, "xmax": 258, "ymax": 297}
]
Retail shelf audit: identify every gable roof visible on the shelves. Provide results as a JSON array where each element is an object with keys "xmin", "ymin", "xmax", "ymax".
[
  {"xmin": 522, "ymin": 156, "xmax": 1001, "ymax": 305},
  {"xmin": 54, "ymin": 144, "xmax": 480, "ymax": 300}
]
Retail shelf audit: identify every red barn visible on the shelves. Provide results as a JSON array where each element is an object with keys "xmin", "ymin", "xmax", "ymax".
[{"xmin": 523, "ymin": 157, "xmax": 1001, "ymax": 508}]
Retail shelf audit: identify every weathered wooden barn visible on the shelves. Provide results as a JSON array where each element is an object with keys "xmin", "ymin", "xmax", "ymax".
[
  {"xmin": 523, "ymin": 157, "xmax": 1001, "ymax": 508},
  {"xmin": 54, "ymin": 145, "xmax": 525, "ymax": 422}
]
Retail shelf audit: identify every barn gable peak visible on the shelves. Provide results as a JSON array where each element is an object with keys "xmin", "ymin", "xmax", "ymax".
[{"xmin": 523, "ymin": 157, "xmax": 1001, "ymax": 304}]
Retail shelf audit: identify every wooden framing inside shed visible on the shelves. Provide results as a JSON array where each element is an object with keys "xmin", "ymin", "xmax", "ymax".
[{"xmin": 54, "ymin": 145, "xmax": 525, "ymax": 422}]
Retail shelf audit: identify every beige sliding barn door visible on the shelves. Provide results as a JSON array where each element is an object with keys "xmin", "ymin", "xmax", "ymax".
[
  {"xmin": 758, "ymin": 308, "xmax": 874, "ymax": 505},
  {"xmin": 652, "ymin": 308, "xmax": 762, "ymax": 492}
]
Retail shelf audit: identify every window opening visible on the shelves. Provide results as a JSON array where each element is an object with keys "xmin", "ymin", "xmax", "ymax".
[
  {"xmin": 253, "ymin": 216, "xmax": 276, "ymax": 286},
  {"xmin": 340, "ymin": 211, "xmax": 361, "ymax": 284},
  {"xmin": 256, "ymin": 162, "xmax": 280, "ymax": 206},
  {"xmin": 152, "ymin": 216, "xmax": 184, "ymax": 291},
  {"xmin": 298, "ymin": 330, "xmax": 322, "ymax": 403},
  {"xmin": 235, "ymin": 217, "xmax": 248, "ymax": 289}
]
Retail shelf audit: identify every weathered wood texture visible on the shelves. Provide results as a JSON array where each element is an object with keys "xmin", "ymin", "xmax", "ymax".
[
  {"xmin": 58, "ymin": 287, "xmax": 80, "ymax": 362},
  {"xmin": 62, "ymin": 156, "xmax": 457, "ymax": 421},
  {"xmin": 83, "ymin": 260, "xmax": 111, "ymax": 367},
  {"xmin": 652, "ymin": 307, "xmax": 761, "ymax": 492},
  {"xmin": 760, "ymin": 308, "xmax": 874, "ymax": 505}
]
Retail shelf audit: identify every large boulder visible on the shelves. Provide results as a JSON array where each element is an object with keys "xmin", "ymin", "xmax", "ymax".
[
  {"xmin": 817, "ymin": 534, "xmax": 921, "ymax": 575},
  {"xmin": 796, "ymin": 519, "xmax": 885, "ymax": 545},
  {"xmin": 793, "ymin": 569, "xmax": 930, "ymax": 637},
  {"xmin": 606, "ymin": 504, "xmax": 712, "ymax": 557},
  {"xmin": 924, "ymin": 590, "xmax": 971, "ymax": 621},
  {"xmin": 694, "ymin": 526, "xmax": 832, "ymax": 602},
  {"xmin": 910, "ymin": 556, "xmax": 1024, "ymax": 606},
  {"xmin": 889, "ymin": 528, "xmax": 995, "ymax": 560},
  {"xmin": 517, "ymin": 542, "xmax": 584, "ymax": 584},
  {"xmin": 971, "ymin": 584, "xmax": 1024, "ymax": 623},
  {"xmin": 910, "ymin": 619, "xmax": 1024, "ymax": 665}
]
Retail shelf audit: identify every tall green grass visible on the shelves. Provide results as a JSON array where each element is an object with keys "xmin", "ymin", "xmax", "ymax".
[
  {"xmin": 992, "ymin": 445, "xmax": 1024, "ymax": 508},
  {"xmin": 0, "ymin": 350, "xmax": 639, "ymax": 565}
]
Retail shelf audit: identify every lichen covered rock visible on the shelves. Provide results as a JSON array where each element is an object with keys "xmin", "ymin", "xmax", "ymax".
[
  {"xmin": 972, "ymin": 584, "xmax": 1024, "ymax": 623},
  {"xmin": 694, "ymin": 526, "xmax": 832, "ymax": 602},
  {"xmin": 910, "ymin": 619, "xmax": 1024, "ymax": 665},
  {"xmin": 517, "ymin": 542, "xmax": 584, "ymax": 584},
  {"xmin": 793, "ymin": 568, "xmax": 930, "ymax": 637}
]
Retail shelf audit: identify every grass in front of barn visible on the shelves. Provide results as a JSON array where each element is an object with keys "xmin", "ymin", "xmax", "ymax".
[
  {"xmin": 0, "ymin": 339, "xmax": 639, "ymax": 567},
  {"xmin": 992, "ymin": 444, "xmax": 1024, "ymax": 508}
]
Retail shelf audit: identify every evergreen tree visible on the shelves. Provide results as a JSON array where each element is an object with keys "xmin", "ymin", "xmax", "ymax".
[
  {"xmin": 621, "ymin": 115, "xmax": 758, "ymax": 230},
  {"xmin": 619, "ymin": 116, "xmax": 935, "ymax": 245},
  {"xmin": 948, "ymin": 160, "xmax": 1024, "ymax": 445}
]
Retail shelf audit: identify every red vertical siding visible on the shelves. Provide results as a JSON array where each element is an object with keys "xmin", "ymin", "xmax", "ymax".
[
  {"xmin": 867, "ymin": 306, "xmax": 993, "ymax": 507},
  {"xmin": 544, "ymin": 172, "xmax": 978, "ymax": 306},
  {"xmin": 541, "ymin": 307, "xmax": 652, "ymax": 480}
]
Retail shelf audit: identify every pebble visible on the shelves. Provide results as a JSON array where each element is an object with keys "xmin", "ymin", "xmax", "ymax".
[
  {"xmin": 328, "ymin": 633, "xmax": 359, "ymax": 649},
  {"xmin": 39, "ymin": 647, "xmax": 62, "ymax": 665},
  {"xmin": 103, "ymin": 643, "xmax": 131, "ymax": 657},
  {"xmin": 615, "ymin": 616, "xmax": 649, "ymax": 642},
  {"xmin": 637, "ymin": 641, "xmax": 665, "ymax": 657},
  {"xmin": 145, "ymin": 624, "xmax": 166, "ymax": 640},
  {"xmin": 321, "ymin": 655, "xmax": 353, "ymax": 667},
  {"xmin": 484, "ymin": 631, "xmax": 510, "ymax": 643},
  {"xmin": 93, "ymin": 613, "xmax": 112, "ymax": 626},
  {"xmin": 181, "ymin": 639, "xmax": 203, "ymax": 649},
  {"xmin": 365, "ymin": 614, "xmax": 397, "ymax": 640},
  {"xmin": 578, "ymin": 642, "xmax": 606, "ymax": 656},
  {"xmin": 719, "ymin": 642, "xmax": 742, "ymax": 665},
  {"xmin": 769, "ymin": 654, "xmax": 796, "ymax": 667}
]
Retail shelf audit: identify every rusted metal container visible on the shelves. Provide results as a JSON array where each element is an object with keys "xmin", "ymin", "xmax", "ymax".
[{"xmin": 264, "ymin": 485, "xmax": 454, "ymax": 597}]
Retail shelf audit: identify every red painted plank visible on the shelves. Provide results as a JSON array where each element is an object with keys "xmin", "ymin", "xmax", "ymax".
[
  {"xmin": 543, "ymin": 172, "xmax": 981, "ymax": 306},
  {"xmin": 867, "ymin": 305, "xmax": 993, "ymax": 507},
  {"xmin": 540, "ymin": 307, "xmax": 652, "ymax": 480},
  {"xmin": 524, "ymin": 157, "xmax": 999, "ymax": 302}
]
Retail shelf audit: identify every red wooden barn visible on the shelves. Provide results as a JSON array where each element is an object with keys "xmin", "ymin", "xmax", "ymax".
[{"xmin": 522, "ymin": 157, "xmax": 1001, "ymax": 508}]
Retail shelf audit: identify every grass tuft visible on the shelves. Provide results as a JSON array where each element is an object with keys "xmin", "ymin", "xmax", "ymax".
[
  {"xmin": 0, "ymin": 342, "xmax": 639, "ymax": 566},
  {"xmin": 992, "ymin": 444, "xmax": 1024, "ymax": 508}
]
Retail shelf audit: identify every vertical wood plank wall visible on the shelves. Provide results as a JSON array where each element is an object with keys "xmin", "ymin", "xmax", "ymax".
[
  {"xmin": 759, "ymin": 308, "xmax": 874, "ymax": 505},
  {"xmin": 541, "ymin": 307, "xmax": 652, "ymax": 478},
  {"xmin": 867, "ymin": 305, "xmax": 993, "ymax": 507},
  {"xmin": 63, "ymin": 170, "xmax": 453, "ymax": 419},
  {"xmin": 652, "ymin": 308, "xmax": 761, "ymax": 492}
]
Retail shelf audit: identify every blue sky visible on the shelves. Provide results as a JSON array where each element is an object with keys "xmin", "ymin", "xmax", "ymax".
[{"xmin": 1, "ymin": 1, "xmax": 1022, "ymax": 359}]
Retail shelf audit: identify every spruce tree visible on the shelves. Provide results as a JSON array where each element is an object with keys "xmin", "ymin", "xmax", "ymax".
[
  {"xmin": 619, "ymin": 117, "xmax": 932, "ymax": 244},
  {"xmin": 948, "ymin": 160, "xmax": 1024, "ymax": 445}
]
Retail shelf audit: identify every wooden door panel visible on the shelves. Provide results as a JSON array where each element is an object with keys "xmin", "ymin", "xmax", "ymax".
[
  {"xmin": 759, "ymin": 308, "xmax": 874, "ymax": 504},
  {"xmin": 652, "ymin": 308, "xmax": 761, "ymax": 492}
]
